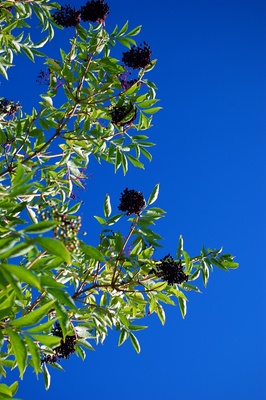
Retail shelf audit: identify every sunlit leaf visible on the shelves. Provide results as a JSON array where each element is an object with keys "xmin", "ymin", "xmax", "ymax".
[
  {"xmin": 129, "ymin": 332, "xmax": 140, "ymax": 353},
  {"xmin": 36, "ymin": 238, "xmax": 71, "ymax": 264},
  {"xmin": 147, "ymin": 183, "xmax": 159, "ymax": 205},
  {"xmin": 104, "ymin": 194, "xmax": 111, "ymax": 218},
  {"xmin": 6, "ymin": 329, "xmax": 27, "ymax": 378},
  {"xmin": 10, "ymin": 300, "xmax": 56, "ymax": 327}
]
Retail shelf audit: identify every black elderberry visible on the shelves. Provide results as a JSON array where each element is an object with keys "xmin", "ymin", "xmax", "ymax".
[
  {"xmin": 154, "ymin": 254, "xmax": 188, "ymax": 285},
  {"xmin": 110, "ymin": 103, "xmax": 137, "ymax": 126},
  {"xmin": 53, "ymin": 4, "xmax": 81, "ymax": 28},
  {"xmin": 80, "ymin": 0, "xmax": 109, "ymax": 23},
  {"xmin": 0, "ymin": 98, "xmax": 21, "ymax": 117},
  {"xmin": 41, "ymin": 354, "xmax": 57, "ymax": 364},
  {"xmin": 40, "ymin": 322, "xmax": 77, "ymax": 363},
  {"xmin": 122, "ymin": 42, "xmax": 151, "ymax": 70},
  {"xmin": 118, "ymin": 188, "xmax": 145, "ymax": 216},
  {"xmin": 36, "ymin": 69, "xmax": 50, "ymax": 85}
]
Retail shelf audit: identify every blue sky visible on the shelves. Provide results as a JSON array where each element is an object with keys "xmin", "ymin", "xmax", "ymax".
[{"xmin": 3, "ymin": 0, "xmax": 265, "ymax": 399}]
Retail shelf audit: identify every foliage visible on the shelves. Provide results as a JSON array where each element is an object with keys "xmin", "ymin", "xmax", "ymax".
[{"xmin": 0, "ymin": 0, "xmax": 238, "ymax": 397}]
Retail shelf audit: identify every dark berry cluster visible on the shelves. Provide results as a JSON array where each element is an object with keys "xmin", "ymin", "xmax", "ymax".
[
  {"xmin": 36, "ymin": 69, "xmax": 51, "ymax": 85},
  {"xmin": 110, "ymin": 103, "xmax": 137, "ymax": 126},
  {"xmin": 0, "ymin": 98, "xmax": 21, "ymax": 117},
  {"xmin": 53, "ymin": 1, "xmax": 109, "ymax": 27},
  {"xmin": 118, "ymin": 188, "xmax": 145, "ymax": 215},
  {"xmin": 53, "ymin": 4, "xmax": 81, "ymax": 27},
  {"xmin": 122, "ymin": 42, "xmax": 151, "ymax": 70},
  {"xmin": 80, "ymin": 0, "xmax": 109, "ymax": 22},
  {"xmin": 155, "ymin": 254, "xmax": 188, "ymax": 285},
  {"xmin": 40, "ymin": 208, "xmax": 81, "ymax": 253},
  {"xmin": 41, "ymin": 323, "xmax": 77, "ymax": 364}
]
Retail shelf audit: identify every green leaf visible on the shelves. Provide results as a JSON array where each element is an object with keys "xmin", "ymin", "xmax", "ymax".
[
  {"xmin": 147, "ymin": 183, "xmax": 159, "ymax": 205},
  {"xmin": 80, "ymin": 243, "xmax": 105, "ymax": 262},
  {"xmin": 10, "ymin": 299, "xmax": 56, "ymax": 327},
  {"xmin": 178, "ymin": 297, "xmax": 187, "ymax": 319},
  {"xmin": 0, "ymin": 242, "xmax": 35, "ymax": 259},
  {"xmin": 127, "ymin": 154, "xmax": 144, "ymax": 169},
  {"xmin": 31, "ymin": 334, "xmax": 61, "ymax": 348},
  {"xmin": 142, "ymin": 107, "xmax": 162, "ymax": 114},
  {"xmin": 22, "ymin": 46, "xmax": 34, "ymax": 62},
  {"xmin": 47, "ymin": 288, "xmax": 77, "ymax": 310},
  {"xmin": 12, "ymin": 163, "xmax": 25, "ymax": 186},
  {"xmin": 118, "ymin": 329, "xmax": 128, "ymax": 346},
  {"xmin": 0, "ymin": 383, "xmax": 13, "ymax": 397},
  {"xmin": 6, "ymin": 329, "xmax": 27, "ymax": 378},
  {"xmin": 130, "ymin": 238, "xmax": 143, "ymax": 255},
  {"xmin": 106, "ymin": 214, "xmax": 123, "ymax": 226},
  {"xmin": 210, "ymin": 257, "xmax": 228, "ymax": 270},
  {"xmin": 94, "ymin": 216, "xmax": 106, "ymax": 225},
  {"xmin": 116, "ymin": 36, "xmax": 136, "ymax": 48},
  {"xmin": 176, "ymin": 235, "xmax": 183, "ymax": 260},
  {"xmin": 156, "ymin": 303, "xmax": 166, "ymax": 325},
  {"xmin": 151, "ymin": 282, "xmax": 168, "ymax": 291},
  {"xmin": 127, "ymin": 25, "xmax": 142, "ymax": 36},
  {"xmin": 129, "ymin": 332, "xmax": 141, "ymax": 353},
  {"xmin": 0, "ymin": 64, "xmax": 8, "ymax": 80},
  {"xmin": 0, "ymin": 237, "xmax": 19, "ymax": 255},
  {"xmin": 128, "ymin": 324, "xmax": 148, "ymax": 331},
  {"xmin": 26, "ymin": 318, "xmax": 58, "ymax": 334},
  {"xmin": 36, "ymin": 238, "xmax": 71, "ymax": 264},
  {"xmin": 1, "ymin": 264, "xmax": 41, "ymax": 290},
  {"xmin": 23, "ymin": 221, "xmax": 58, "ymax": 234},
  {"xmin": 40, "ymin": 95, "xmax": 53, "ymax": 108},
  {"xmin": 104, "ymin": 194, "xmax": 111, "ymax": 218},
  {"xmin": 24, "ymin": 335, "xmax": 42, "ymax": 374},
  {"xmin": 117, "ymin": 21, "xmax": 128, "ymax": 36},
  {"xmin": 43, "ymin": 363, "xmax": 51, "ymax": 391},
  {"xmin": 201, "ymin": 260, "xmax": 210, "ymax": 287},
  {"xmin": 221, "ymin": 260, "xmax": 239, "ymax": 269}
]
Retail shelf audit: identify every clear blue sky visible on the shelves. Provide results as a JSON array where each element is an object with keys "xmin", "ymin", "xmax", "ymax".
[{"xmin": 3, "ymin": 0, "xmax": 265, "ymax": 399}]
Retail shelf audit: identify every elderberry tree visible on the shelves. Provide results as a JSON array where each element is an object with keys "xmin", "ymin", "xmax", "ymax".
[{"xmin": 0, "ymin": 1, "xmax": 238, "ymax": 398}]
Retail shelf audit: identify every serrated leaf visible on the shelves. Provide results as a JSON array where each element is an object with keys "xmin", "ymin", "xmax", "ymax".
[
  {"xmin": 127, "ymin": 25, "xmax": 142, "ymax": 36},
  {"xmin": 36, "ymin": 238, "xmax": 71, "ymax": 264},
  {"xmin": 104, "ymin": 194, "xmax": 111, "ymax": 218},
  {"xmin": 0, "ymin": 237, "xmax": 19, "ymax": 255},
  {"xmin": 147, "ymin": 183, "xmax": 159, "ymax": 205},
  {"xmin": 80, "ymin": 243, "xmax": 105, "ymax": 262},
  {"xmin": 106, "ymin": 214, "xmax": 123, "ymax": 226},
  {"xmin": 26, "ymin": 318, "xmax": 58, "ymax": 334},
  {"xmin": 6, "ymin": 329, "xmax": 27, "ymax": 378},
  {"xmin": 129, "ymin": 332, "xmax": 140, "ymax": 353},
  {"xmin": 0, "ymin": 242, "xmax": 35, "ymax": 259},
  {"xmin": 1, "ymin": 264, "xmax": 41, "ymax": 290},
  {"xmin": 23, "ymin": 220, "xmax": 58, "ymax": 234},
  {"xmin": 176, "ymin": 235, "xmax": 183, "ymax": 259},
  {"xmin": 43, "ymin": 363, "xmax": 51, "ymax": 391},
  {"xmin": 127, "ymin": 154, "xmax": 144, "ymax": 169},
  {"xmin": 117, "ymin": 21, "xmax": 128, "ymax": 36},
  {"xmin": 118, "ymin": 329, "xmax": 128, "ymax": 346},
  {"xmin": 142, "ymin": 107, "xmax": 162, "ymax": 114},
  {"xmin": 47, "ymin": 288, "xmax": 77, "ymax": 310},
  {"xmin": 31, "ymin": 334, "xmax": 61, "ymax": 348},
  {"xmin": 152, "ymin": 281, "xmax": 168, "ymax": 291},
  {"xmin": 40, "ymin": 95, "xmax": 53, "ymax": 107},
  {"xmin": 178, "ymin": 297, "xmax": 187, "ymax": 318},
  {"xmin": 156, "ymin": 303, "xmax": 165, "ymax": 325},
  {"xmin": 10, "ymin": 300, "xmax": 56, "ymax": 327},
  {"xmin": 94, "ymin": 216, "xmax": 106, "ymax": 225},
  {"xmin": 24, "ymin": 335, "xmax": 42, "ymax": 374},
  {"xmin": 12, "ymin": 163, "xmax": 25, "ymax": 186}
]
